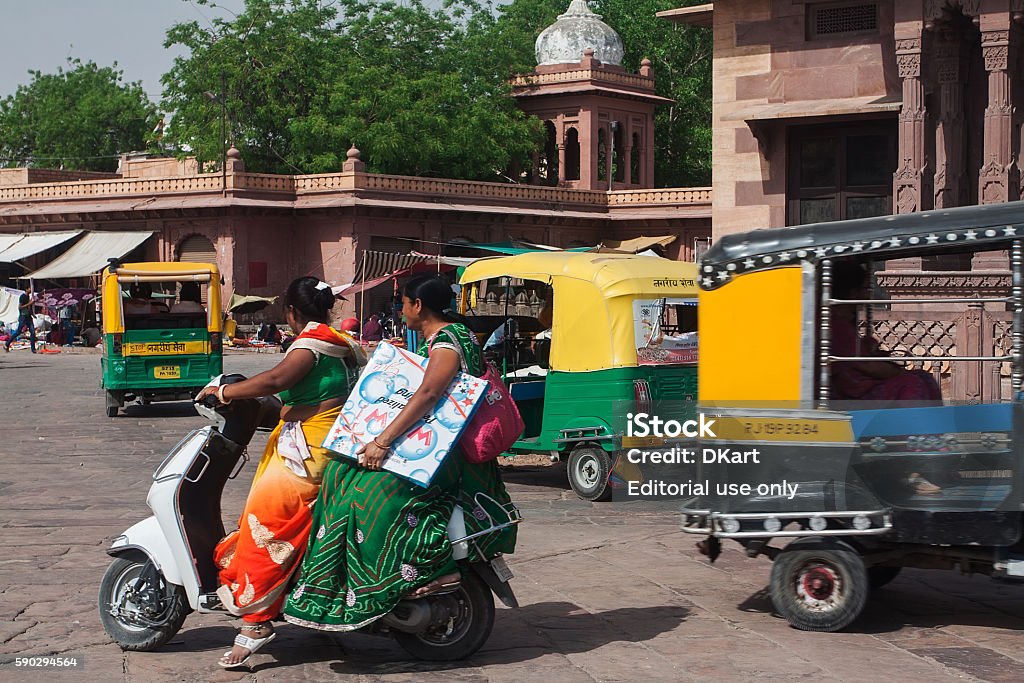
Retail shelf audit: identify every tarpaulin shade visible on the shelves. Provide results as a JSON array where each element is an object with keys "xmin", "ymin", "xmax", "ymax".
[
  {"xmin": 0, "ymin": 230, "xmax": 82, "ymax": 263},
  {"xmin": 228, "ymin": 293, "xmax": 278, "ymax": 314},
  {"xmin": 23, "ymin": 231, "xmax": 153, "ymax": 279}
]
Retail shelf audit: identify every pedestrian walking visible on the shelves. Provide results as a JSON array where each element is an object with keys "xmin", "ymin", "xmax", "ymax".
[{"xmin": 4, "ymin": 292, "xmax": 37, "ymax": 353}]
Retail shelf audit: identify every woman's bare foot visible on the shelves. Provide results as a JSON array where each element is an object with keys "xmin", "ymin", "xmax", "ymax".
[
  {"xmin": 218, "ymin": 621, "xmax": 274, "ymax": 668},
  {"xmin": 410, "ymin": 572, "xmax": 461, "ymax": 598}
]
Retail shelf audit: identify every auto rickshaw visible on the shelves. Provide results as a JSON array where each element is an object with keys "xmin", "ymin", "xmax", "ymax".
[
  {"xmin": 100, "ymin": 261, "xmax": 224, "ymax": 416},
  {"xmin": 459, "ymin": 252, "xmax": 700, "ymax": 500},
  {"xmin": 679, "ymin": 201, "xmax": 1024, "ymax": 632}
]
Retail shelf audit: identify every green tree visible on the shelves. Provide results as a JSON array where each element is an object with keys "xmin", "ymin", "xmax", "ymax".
[
  {"xmin": 0, "ymin": 59, "xmax": 158, "ymax": 172},
  {"xmin": 491, "ymin": 0, "xmax": 712, "ymax": 187},
  {"xmin": 162, "ymin": 0, "xmax": 543, "ymax": 178}
]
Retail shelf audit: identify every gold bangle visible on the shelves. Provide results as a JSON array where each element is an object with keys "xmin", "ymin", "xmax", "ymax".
[{"xmin": 373, "ymin": 437, "xmax": 390, "ymax": 450}]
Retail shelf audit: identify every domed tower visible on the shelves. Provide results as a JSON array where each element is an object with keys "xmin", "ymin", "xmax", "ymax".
[{"xmin": 512, "ymin": 0, "xmax": 669, "ymax": 191}]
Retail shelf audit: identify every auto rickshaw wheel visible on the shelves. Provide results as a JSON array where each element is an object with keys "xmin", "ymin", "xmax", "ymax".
[
  {"xmin": 105, "ymin": 390, "xmax": 123, "ymax": 418},
  {"xmin": 567, "ymin": 445, "xmax": 612, "ymax": 502},
  {"xmin": 769, "ymin": 538, "xmax": 868, "ymax": 632}
]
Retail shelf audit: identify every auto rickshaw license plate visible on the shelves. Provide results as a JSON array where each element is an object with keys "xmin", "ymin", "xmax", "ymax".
[{"xmin": 154, "ymin": 365, "xmax": 181, "ymax": 379}]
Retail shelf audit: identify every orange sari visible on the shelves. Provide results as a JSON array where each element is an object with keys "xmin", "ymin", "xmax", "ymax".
[{"xmin": 213, "ymin": 407, "xmax": 340, "ymax": 623}]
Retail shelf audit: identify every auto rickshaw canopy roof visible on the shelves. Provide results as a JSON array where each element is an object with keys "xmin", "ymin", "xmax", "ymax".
[
  {"xmin": 460, "ymin": 252, "xmax": 699, "ymax": 372},
  {"xmin": 700, "ymin": 200, "xmax": 1024, "ymax": 291},
  {"xmin": 100, "ymin": 261, "xmax": 222, "ymax": 334}
]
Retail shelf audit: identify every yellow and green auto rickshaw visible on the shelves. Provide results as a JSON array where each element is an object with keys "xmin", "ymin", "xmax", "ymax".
[
  {"xmin": 100, "ymin": 261, "xmax": 223, "ymax": 416},
  {"xmin": 680, "ymin": 200, "xmax": 1024, "ymax": 632},
  {"xmin": 459, "ymin": 252, "xmax": 700, "ymax": 500}
]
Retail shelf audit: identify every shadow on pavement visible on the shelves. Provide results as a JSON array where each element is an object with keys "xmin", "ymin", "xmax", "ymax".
[
  {"xmin": 235, "ymin": 601, "xmax": 689, "ymax": 674},
  {"xmin": 500, "ymin": 461, "xmax": 569, "ymax": 492},
  {"xmin": 119, "ymin": 402, "xmax": 198, "ymax": 419}
]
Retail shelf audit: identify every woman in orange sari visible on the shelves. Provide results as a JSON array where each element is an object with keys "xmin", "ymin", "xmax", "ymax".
[{"xmin": 196, "ymin": 276, "xmax": 365, "ymax": 668}]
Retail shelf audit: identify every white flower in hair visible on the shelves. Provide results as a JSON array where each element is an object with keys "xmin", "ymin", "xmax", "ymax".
[{"xmin": 314, "ymin": 280, "xmax": 331, "ymax": 291}]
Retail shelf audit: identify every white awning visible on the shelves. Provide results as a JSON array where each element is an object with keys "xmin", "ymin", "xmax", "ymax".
[
  {"xmin": 0, "ymin": 230, "xmax": 83, "ymax": 263},
  {"xmin": 23, "ymin": 231, "xmax": 154, "ymax": 280}
]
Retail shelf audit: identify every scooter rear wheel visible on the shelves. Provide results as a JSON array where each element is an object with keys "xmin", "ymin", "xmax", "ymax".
[
  {"xmin": 393, "ymin": 571, "xmax": 495, "ymax": 661},
  {"xmin": 98, "ymin": 555, "xmax": 189, "ymax": 651}
]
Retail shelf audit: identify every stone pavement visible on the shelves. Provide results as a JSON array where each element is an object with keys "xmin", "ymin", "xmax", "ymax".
[{"xmin": 1, "ymin": 351, "xmax": 1023, "ymax": 682}]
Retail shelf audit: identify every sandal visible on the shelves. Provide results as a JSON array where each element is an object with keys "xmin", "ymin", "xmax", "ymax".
[
  {"xmin": 218, "ymin": 624, "xmax": 276, "ymax": 669},
  {"xmin": 410, "ymin": 573, "xmax": 461, "ymax": 599}
]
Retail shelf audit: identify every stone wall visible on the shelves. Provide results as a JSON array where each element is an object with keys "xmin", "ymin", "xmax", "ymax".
[{"xmin": 712, "ymin": 0, "xmax": 897, "ymax": 237}]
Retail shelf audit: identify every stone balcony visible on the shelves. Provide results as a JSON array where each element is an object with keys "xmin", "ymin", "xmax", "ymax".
[{"xmin": 0, "ymin": 165, "xmax": 710, "ymax": 221}]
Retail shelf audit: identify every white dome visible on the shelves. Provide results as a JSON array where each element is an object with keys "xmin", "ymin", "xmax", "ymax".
[{"xmin": 535, "ymin": 0, "xmax": 624, "ymax": 67}]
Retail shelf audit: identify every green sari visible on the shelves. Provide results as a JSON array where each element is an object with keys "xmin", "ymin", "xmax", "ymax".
[{"xmin": 283, "ymin": 323, "xmax": 517, "ymax": 631}]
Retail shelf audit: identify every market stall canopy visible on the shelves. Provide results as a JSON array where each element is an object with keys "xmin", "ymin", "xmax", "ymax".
[
  {"xmin": 0, "ymin": 287, "xmax": 25, "ymax": 323},
  {"xmin": 340, "ymin": 260, "xmax": 455, "ymax": 297},
  {"xmin": 0, "ymin": 230, "xmax": 83, "ymax": 263},
  {"xmin": 228, "ymin": 293, "xmax": 278, "ymax": 315},
  {"xmin": 352, "ymin": 251, "xmax": 434, "ymax": 283},
  {"xmin": 22, "ymin": 231, "xmax": 154, "ymax": 280}
]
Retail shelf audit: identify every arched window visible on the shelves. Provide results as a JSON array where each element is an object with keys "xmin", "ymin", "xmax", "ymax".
[
  {"xmin": 613, "ymin": 124, "xmax": 625, "ymax": 183},
  {"xmin": 542, "ymin": 121, "xmax": 559, "ymax": 186},
  {"xmin": 565, "ymin": 128, "xmax": 581, "ymax": 181}
]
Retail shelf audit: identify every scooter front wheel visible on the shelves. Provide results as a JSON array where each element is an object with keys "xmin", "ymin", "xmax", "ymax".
[
  {"xmin": 98, "ymin": 555, "xmax": 189, "ymax": 651},
  {"xmin": 393, "ymin": 571, "xmax": 495, "ymax": 661}
]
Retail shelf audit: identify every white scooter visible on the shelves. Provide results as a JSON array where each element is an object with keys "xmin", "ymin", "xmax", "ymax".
[{"xmin": 99, "ymin": 374, "xmax": 521, "ymax": 661}]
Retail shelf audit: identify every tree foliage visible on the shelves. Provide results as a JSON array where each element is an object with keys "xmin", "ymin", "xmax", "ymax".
[
  {"xmin": 162, "ymin": 0, "xmax": 543, "ymax": 179},
  {"xmin": 162, "ymin": 0, "xmax": 710, "ymax": 185},
  {"xmin": 0, "ymin": 59, "xmax": 157, "ymax": 172}
]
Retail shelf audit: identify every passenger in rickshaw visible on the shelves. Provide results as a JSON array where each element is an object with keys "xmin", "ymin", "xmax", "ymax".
[
  {"xmin": 830, "ymin": 261, "xmax": 941, "ymax": 403},
  {"xmin": 170, "ymin": 282, "xmax": 205, "ymax": 314},
  {"xmin": 831, "ymin": 261, "xmax": 943, "ymax": 495},
  {"xmin": 124, "ymin": 282, "xmax": 168, "ymax": 316}
]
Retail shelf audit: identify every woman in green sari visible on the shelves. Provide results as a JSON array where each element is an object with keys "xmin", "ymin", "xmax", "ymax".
[{"xmin": 284, "ymin": 274, "xmax": 516, "ymax": 631}]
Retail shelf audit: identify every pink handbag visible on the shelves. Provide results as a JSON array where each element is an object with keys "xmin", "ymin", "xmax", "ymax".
[{"xmin": 459, "ymin": 359, "xmax": 526, "ymax": 463}]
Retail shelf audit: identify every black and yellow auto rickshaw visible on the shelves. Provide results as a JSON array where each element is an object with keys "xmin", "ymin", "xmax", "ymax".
[
  {"xmin": 100, "ymin": 262, "xmax": 223, "ymax": 416},
  {"xmin": 680, "ymin": 201, "xmax": 1024, "ymax": 632}
]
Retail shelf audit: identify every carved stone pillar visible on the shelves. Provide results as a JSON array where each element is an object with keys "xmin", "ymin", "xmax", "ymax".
[
  {"xmin": 556, "ymin": 144, "xmax": 566, "ymax": 185},
  {"xmin": 934, "ymin": 29, "xmax": 966, "ymax": 208},
  {"xmin": 895, "ymin": 36, "xmax": 932, "ymax": 215},
  {"xmin": 979, "ymin": 27, "xmax": 1019, "ymax": 204}
]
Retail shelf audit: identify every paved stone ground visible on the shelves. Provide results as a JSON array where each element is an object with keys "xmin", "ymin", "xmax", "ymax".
[{"xmin": 2, "ymin": 350, "xmax": 1024, "ymax": 682}]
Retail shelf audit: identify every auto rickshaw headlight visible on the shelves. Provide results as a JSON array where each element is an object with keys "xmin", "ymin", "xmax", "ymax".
[
  {"xmin": 720, "ymin": 518, "xmax": 741, "ymax": 534},
  {"xmin": 852, "ymin": 515, "xmax": 871, "ymax": 531}
]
